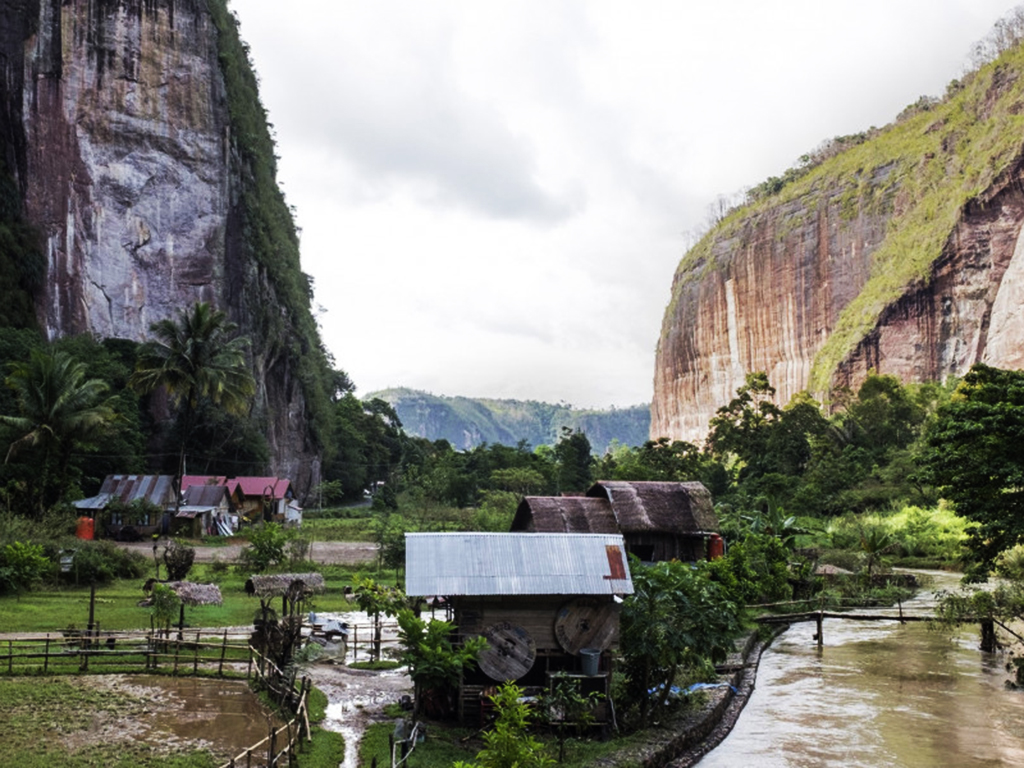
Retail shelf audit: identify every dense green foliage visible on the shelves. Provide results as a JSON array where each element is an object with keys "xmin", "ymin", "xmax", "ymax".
[
  {"xmin": 620, "ymin": 558, "xmax": 742, "ymax": 727},
  {"xmin": 925, "ymin": 364, "xmax": 1024, "ymax": 577},
  {"xmin": 368, "ymin": 387, "xmax": 650, "ymax": 454},
  {"xmin": 130, "ymin": 302, "xmax": 257, "ymax": 481},
  {"xmin": 1, "ymin": 347, "xmax": 119, "ymax": 512},
  {"xmin": 207, "ymin": 0, "xmax": 334, "ymax": 454},
  {"xmin": 397, "ymin": 609, "xmax": 488, "ymax": 717},
  {"xmin": 454, "ymin": 682, "xmax": 556, "ymax": 768}
]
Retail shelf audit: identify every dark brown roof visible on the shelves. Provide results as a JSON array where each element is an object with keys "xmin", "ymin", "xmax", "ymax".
[
  {"xmin": 585, "ymin": 481, "xmax": 719, "ymax": 534},
  {"xmin": 511, "ymin": 496, "xmax": 618, "ymax": 533},
  {"xmin": 182, "ymin": 484, "xmax": 230, "ymax": 507}
]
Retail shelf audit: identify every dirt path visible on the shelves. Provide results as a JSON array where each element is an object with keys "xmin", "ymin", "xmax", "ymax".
[
  {"xmin": 114, "ymin": 539, "xmax": 378, "ymax": 566},
  {"xmin": 309, "ymin": 662, "xmax": 413, "ymax": 768}
]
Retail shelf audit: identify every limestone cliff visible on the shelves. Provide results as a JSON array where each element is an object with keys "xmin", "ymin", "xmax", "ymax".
[
  {"xmin": 0, "ymin": 0, "xmax": 329, "ymax": 496},
  {"xmin": 653, "ymin": 43, "xmax": 1024, "ymax": 444}
]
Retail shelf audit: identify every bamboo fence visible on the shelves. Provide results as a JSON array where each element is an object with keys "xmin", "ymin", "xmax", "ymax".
[{"xmin": 0, "ymin": 628, "xmax": 252, "ymax": 676}]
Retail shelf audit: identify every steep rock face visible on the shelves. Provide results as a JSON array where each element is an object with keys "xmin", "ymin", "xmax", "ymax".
[
  {"xmin": 1, "ymin": 0, "xmax": 322, "ymax": 495},
  {"xmin": 653, "ymin": 48, "xmax": 1024, "ymax": 444}
]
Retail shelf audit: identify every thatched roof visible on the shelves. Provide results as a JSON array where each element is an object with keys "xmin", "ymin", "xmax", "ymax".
[
  {"xmin": 165, "ymin": 581, "xmax": 223, "ymax": 606},
  {"xmin": 511, "ymin": 496, "xmax": 618, "ymax": 533},
  {"xmin": 586, "ymin": 481, "xmax": 719, "ymax": 534},
  {"xmin": 245, "ymin": 573, "xmax": 326, "ymax": 598}
]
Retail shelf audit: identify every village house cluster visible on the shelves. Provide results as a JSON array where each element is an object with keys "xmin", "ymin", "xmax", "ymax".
[
  {"xmin": 72, "ymin": 474, "xmax": 300, "ymax": 540},
  {"xmin": 406, "ymin": 480, "xmax": 722, "ymax": 725}
]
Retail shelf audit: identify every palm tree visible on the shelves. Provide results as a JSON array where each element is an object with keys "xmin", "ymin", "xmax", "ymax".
[
  {"xmin": 1, "ymin": 348, "xmax": 117, "ymax": 512},
  {"xmin": 129, "ymin": 302, "xmax": 256, "ymax": 485}
]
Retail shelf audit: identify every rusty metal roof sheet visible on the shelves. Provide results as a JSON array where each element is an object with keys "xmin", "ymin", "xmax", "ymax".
[
  {"xmin": 405, "ymin": 532, "xmax": 633, "ymax": 597},
  {"xmin": 85, "ymin": 475, "xmax": 178, "ymax": 509}
]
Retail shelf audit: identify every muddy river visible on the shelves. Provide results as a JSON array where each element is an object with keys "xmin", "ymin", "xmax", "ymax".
[{"xmin": 699, "ymin": 571, "xmax": 1024, "ymax": 767}]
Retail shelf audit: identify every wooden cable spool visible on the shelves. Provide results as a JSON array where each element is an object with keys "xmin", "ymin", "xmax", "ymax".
[
  {"xmin": 476, "ymin": 622, "xmax": 536, "ymax": 681},
  {"xmin": 554, "ymin": 598, "xmax": 619, "ymax": 655}
]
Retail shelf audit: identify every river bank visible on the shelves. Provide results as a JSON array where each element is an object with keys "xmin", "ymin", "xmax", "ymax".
[{"xmin": 589, "ymin": 626, "xmax": 785, "ymax": 768}]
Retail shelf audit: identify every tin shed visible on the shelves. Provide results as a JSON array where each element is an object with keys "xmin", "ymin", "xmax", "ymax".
[{"xmin": 406, "ymin": 532, "xmax": 633, "ymax": 724}]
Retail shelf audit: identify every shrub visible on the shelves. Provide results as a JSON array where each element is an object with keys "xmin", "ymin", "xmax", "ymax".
[
  {"xmin": 239, "ymin": 522, "xmax": 289, "ymax": 572},
  {"xmin": 0, "ymin": 541, "xmax": 50, "ymax": 597},
  {"xmin": 163, "ymin": 540, "xmax": 195, "ymax": 581},
  {"xmin": 62, "ymin": 541, "xmax": 147, "ymax": 585}
]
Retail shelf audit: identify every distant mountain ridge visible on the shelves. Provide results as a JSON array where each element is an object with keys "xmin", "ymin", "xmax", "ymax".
[{"xmin": 367, "ymin": 388, "xmax": 651, "ymax": 454}]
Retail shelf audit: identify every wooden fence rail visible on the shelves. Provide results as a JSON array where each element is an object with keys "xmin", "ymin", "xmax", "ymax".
[
  {"xmin": 218, "ymin": 649, "xmax": 313, "ymax": 768},
  {"xmin": 0, "ymin": 629, "xmax": 252, "ymax": 676}
]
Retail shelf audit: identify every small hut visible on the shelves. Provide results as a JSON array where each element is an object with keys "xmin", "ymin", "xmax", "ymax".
[
  {"xmin": 406, "ymin": 532, "xmax": 633, "ymax": 724},
  {"xmin": 512, "ymin": 480, "xmax": 720, "ymax": 563},
  {"xmin": 245, "ymin": 573, "xmax": 326, "ymax": 618},
  {"xmin": 141, "ymin": 580, "xmax": 223, "ymax": 637}
]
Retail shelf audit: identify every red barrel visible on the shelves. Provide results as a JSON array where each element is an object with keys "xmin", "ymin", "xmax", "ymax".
[
  {"xmin": 76, "ymin": 516, "xmax": 95, "ymax": 540},
  {"xmin": 707, "ymin": 533, "xmax": 725, "ymax": 560}
]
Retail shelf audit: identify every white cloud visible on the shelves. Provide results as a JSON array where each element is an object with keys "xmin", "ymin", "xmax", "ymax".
[{"xmin": 233, "ymin": 0, "xmax": 1016, "ymax": 408}]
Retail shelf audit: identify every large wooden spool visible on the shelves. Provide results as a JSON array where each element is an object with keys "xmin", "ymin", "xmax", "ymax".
[
  {"xmin": 477, "ymin": 622, "xmax": 537, "ymax": 681},
  {"xmin": 554, "ymin": 598, "xmax": 619, "ymax": 655}
]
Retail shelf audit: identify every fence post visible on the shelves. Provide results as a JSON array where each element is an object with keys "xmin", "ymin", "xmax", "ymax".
[
  {"xmin": 219, "ymin": 629, "xmax": 228, "ymax": 676},
  {"xmin": 193, "ymin": 632, "xmax": 200, "ymax": 675},
  {"xmin": 44, "ymin": 636, "xmax": 49, "ymax": 673},
  {"xmin": 7, "ymin": 639, "xmax": 11, "ymax": 674},
  {"xmin": 268, "ymin": 725, "xmax": 276, "ymax": 767},
  {"xmin": 173, "ymin": 640, "xmax": 180, "ymax": 675}
]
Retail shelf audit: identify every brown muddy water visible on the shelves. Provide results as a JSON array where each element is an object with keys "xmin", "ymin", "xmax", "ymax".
[
  {"xmin": 699, "ymin": 570, "xmax": 1024, "ymax": 767},
  {"xmin": 116, "ymin": 675, "xmax": 284, "ymax": 760}
]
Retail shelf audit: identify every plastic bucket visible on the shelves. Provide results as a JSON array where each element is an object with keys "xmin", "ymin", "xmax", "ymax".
[{"xmin": 580, "ymin": 647, "xmax": 600, "ymax": 676}]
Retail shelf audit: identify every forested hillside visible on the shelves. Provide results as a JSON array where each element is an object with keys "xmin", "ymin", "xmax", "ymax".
[{"xmin": 367, "ymin": 388, "xmax": 650, "ymax": 454}]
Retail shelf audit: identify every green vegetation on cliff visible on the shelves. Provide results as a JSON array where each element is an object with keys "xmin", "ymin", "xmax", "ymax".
[
  {"xmin": 208, "ymin": 0, "xmax": 333, "ymax": 450},
  {"xmin": 662, "ymin": 24, "xmax": 1024, "ymax": 394},
  {"xmin": 367, "ymin": 387, "xmax": 650, "ymax": 454}
]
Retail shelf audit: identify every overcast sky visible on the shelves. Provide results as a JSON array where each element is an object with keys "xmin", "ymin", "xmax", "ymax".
[{"xmin": 231, "ymin": 0, "xmax": 1016, "ymax": 409}]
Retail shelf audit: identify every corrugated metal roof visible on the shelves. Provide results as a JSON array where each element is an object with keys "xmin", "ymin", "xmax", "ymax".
[
  {"xmin": 94, "ymin": 475, "xmax": 177, "ymax": 508},
  {"xmin": 405, "ymin": 532, "xmax": 634, "ymax": 597}
]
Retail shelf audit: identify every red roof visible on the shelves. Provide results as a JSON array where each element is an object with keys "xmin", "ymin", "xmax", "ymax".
[{"xmin": 230, "ymin": 477, "xmax": 291, "ymax": 499}]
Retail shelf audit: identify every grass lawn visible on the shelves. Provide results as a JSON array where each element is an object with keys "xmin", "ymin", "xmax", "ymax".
[
  {"xmin": 0, "ymin": 562, "xmax": 389, "ymax": 634},
  {"xmin": 302, "ymin": 516, "xmax": 376, "ymax": 542}
]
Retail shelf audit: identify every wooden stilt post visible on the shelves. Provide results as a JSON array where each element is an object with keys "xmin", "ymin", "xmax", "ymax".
[
  {"xmin": 816, "ymin": 611, "xmax": 824, "ymax": 648},
  {"xmin": 981, "ymin": 619, "xmax": 997, "ymax": 653}
]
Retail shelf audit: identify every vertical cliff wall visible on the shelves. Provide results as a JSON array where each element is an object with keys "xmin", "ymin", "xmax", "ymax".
[
  {"xmin": 1, "ymin": 0, "xmax": 328, "ymax": 496},
  {"xmin": 653, "ymin": 46, "xmax": 1024, "ymax": 444}
]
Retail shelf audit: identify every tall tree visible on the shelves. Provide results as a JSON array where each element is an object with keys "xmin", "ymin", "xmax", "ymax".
[
  {"xmin": 1, "ymin": 348, "xmax": 117, "ymax": 512},
  {"xmin": 554, "ymin": 427, "xmax": 593, "ymax": 493},
  {"xmin": 129, "ymin": 302, "xmax": 256, "ymax": 482},
  {"xmin": 926, "ymin": 364, "xmax": 1024, "ymax": 578}
]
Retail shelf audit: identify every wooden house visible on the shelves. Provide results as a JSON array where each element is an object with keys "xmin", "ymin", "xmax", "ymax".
[
  {"xmin": 405, "ymin": 532, "xmax": 633, "ymax": 725},
  {"xmin": 175, "ymin": 484, "xmax": 234, "ymax": 537},
  {"xmin": 511, "ymin": 480, "xmax": 720, "ymax": 563},
  {"xmin": 229, "ymin": 477, "xmax": 293, "ymax": 523},
  {"xmin": 73, "ymin": 474, "xmax": 177, "ymax": 539}
]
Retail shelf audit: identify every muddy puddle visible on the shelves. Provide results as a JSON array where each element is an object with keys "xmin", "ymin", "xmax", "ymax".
[{"xmin": 83, "ymin": 674, "xmax": 285, "ymax": 762}]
